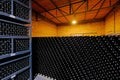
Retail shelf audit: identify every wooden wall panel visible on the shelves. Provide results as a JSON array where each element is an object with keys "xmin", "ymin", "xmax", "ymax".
[
  {"xmin": 32, "ymin": 13, "xmax": 57, "ymax": 37},
  {"xmin": 105, "ymin": 11, "xmax": 114, "ymax": 35},
  {"xmin": 105, "ymin": 6, "xmax": 120, "ymax": 35},
  {"xmin": 115, "ymin": 6, "xmax": 120, "ymax": 33},
  {"xmin": 57, "ymin": 21, "xmax": 105, "ymax": 36}
]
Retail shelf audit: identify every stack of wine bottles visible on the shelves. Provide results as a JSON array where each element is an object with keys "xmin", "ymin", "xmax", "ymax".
[
  {"xmin": 0, "ymin": 55, "xmax": 29, "ymax": 79},
  {"xmin": 14, "ymin": 69, "xmax": 30, "ymax": 80},
  {"xmin": 0, "ymin": 20, "xmax": 29, "ymax": 36},
  {"xmin": 0, "ymin": 0, "xmax": 31, "ymax": 79},
  {"xmin": 0, "ymin": 0, "xmax": 11, "ymax": 14},
  {"xmin": 33, "ymin": 36, "xmax": 120, "ymax": 80},
  {"xmin": 13, "ymin": 2, "xmax": 29, "ymax": 20},
  {"xmin": 14, "ymin": 39, "xmax": 29, "ymax": 52},
  {"xmin": 0, "ymin": 0, "xmax": 30, "ymax": 20},
  {"xmin": 0, "ymin": 39, "xmax": 11, "ymax": 56}
]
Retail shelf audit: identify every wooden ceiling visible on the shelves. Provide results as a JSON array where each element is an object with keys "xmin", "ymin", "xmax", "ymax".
[{"xmin": 32, "ymin": 0, "xmax": 120, "ymax": 25}]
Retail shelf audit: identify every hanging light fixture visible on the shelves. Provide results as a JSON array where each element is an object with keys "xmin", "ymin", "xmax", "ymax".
[
  {"xmin": 72, "ymin": 20, "xmax": 77, "ymax": 24},
  {"xmin": 72, "ymin": 14, "xmax": 77, "ymax": 25}
]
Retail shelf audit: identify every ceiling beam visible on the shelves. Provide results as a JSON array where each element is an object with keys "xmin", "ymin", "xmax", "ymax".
[
  {"xmin": 86, "ymin": 0, "xmax": 88, "ymax": 11},
  {"xmin": 90, "ymin": 0, "xmax": 102, "ymax": 10},
  {"xmin": 40, "ymin": 0, "xmax": 84, "ymax": 13},
  {"xmin": 49, "ymin": 0, "xmax": 69, "ymax": 22},
  {"xmin": 49, "ymin": 4, "xmax": 119, "ymax": 19},
  {"xmin": 73, "ymin": 1, "xmax": 85, "ymax": 14},
  {"xmin": 61, "ymin": 10, "xmax": 69, "ymax": 15},
  {"xmin": 84, "ymin": 0, "xmax": 88, "ymax": 20},
  {"xmin": 94, "ymin": 0, "xmax": 105, "ymax": 19},
  {"xmin": 104, "ymin": 0, "xmax": 120, "ymax": 18},
  {"xmin": 110, "ymin": 0, "xmax": 111, "ymax": 6},
  {"xmin": 70, "ymin": 2, "xmax": 72, "ymax": 14},
  {"xmin": 68, "ymin": 0, "xmax": 72, "ymax": 14},
  {"xmin": 32, "ymin": 0, "xmax": 62, "ymax": 23}
]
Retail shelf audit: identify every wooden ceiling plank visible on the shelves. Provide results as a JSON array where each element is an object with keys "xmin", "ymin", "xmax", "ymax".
[
  {"xmin": 76, "ymin": 3, "xmax": 120, "ymax": 14},
  {"xmin": 104, "ymin": 0, "xmax": 120, "ymax": 18},
  {"xmin": 51, "ymin": 18, "xmax": 61, "ymax": 24},
  {"xmin": 61, "ymin": 10, "xmax": 69, "ymax": 15},
  {"xmin": 73, "ymin": 1, "xmax": 85, "ymax": 14},
  {"xmin": 44, "ymin": 12, "xmax": 54, "ymax": 19},
  {"xmin": 75, "ymin": 13, "xmax": 85, "ymax": 21},
  {"xmin": 96, "ymin": 8, "xmax": 111, "ymax": 18},
  {"xmin": 32, "ymin": 0, "xmax": 62, "ymax": 23},
  {"xmin": 111, "ymin": 0, "xmax": 119, "ymax": 6},
  {"xmin": 58, "ymin": 17, "xmax": 68, "ymax": 23},
  {"xmin": 102, "ymin": 0, "xmax": 110, "ymax": 8},
  {"xmin": 110, "ymin": 0, "xmax": 111, "ymax": 6},
  {"xmin": 50, "ymin": 0, "xmax": 70, "ymax": 23},
  {"xmin": 32, "ymin": 0, "xmax": 120, "ymax": 25},
  {"xmin": 40, "ymin": 0, "xmax": 84, "ymax": 13},
  {"xmin": 49, "ymin": 5, "xmax": 118, "ymax": 19},
  {"xmin": 90, "ymin": 0, "xmax": 102, "ymax": 10},
  {"xmin": 59, "ymin": 6, "xmax": 70, "ymax": 15},
  {"xmin": 94, "ymin": 0, "xmax": 106, "ymax": 19}
]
